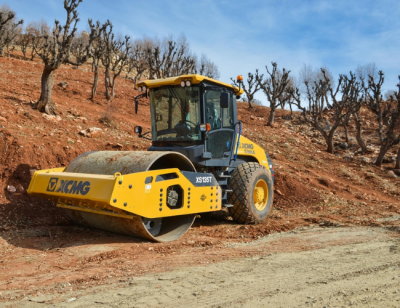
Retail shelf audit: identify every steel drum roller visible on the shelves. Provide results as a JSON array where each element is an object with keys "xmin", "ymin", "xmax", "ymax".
[{"xmin": 62, "ymin": 151, "xmax": 197, "ymax": 242}]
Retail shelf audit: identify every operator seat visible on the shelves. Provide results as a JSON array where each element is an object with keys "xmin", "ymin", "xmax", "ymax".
[{"xmin": 174, "ymin": 121, "xmax": 191, "ymax": 138}]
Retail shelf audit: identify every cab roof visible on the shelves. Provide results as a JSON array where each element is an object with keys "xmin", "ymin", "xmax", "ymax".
[{"xmin": 136, "ymin": 74, "xmax": 244, "ymax": 95}]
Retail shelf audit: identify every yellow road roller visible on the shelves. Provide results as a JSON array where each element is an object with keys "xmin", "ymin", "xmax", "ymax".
[{"xmin": 28, "ymin": 74, "xmax": 274, "ymax": 242}]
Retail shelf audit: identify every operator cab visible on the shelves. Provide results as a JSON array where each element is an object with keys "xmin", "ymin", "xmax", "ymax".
[{"xmin": 135, "ymin": 75, "xmax": 243, "ymax": 168}]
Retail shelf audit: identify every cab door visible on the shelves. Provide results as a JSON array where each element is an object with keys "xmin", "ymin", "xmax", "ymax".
[{"xmin": 204, "ymin": 88, "xmax": 235, "ymax": 160}]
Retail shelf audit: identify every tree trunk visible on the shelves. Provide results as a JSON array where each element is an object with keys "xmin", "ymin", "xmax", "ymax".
[
  {"xmin": 37, "ymin": 67, "xmax": 57, "ymax": 115},
  {"xmin": 319, "ymin": 97, "xmax": 324, "ymax": 121},
  {"xmin": 111, "ymin": 76, "xmax": 116, "ymax": 100},
  {"xmin": 6, "ymin": 45, "xmax": 10, "ymax": 58},
  {"xmin": 267, "ymin": 104, "xmax": 276, "ymax": 126},
  {"xmin": 395, "ymin": 147, "xmax": 400, "ymax": 169},
  {"xmin": 326, "ymin": 134, "xmax": 334, "ymax": 153},
  {"xmin": 355, "ymin": 114, "xmax": 368, "ymax": 153},
  {"xmin": 30, "ymin": 48, "xmax": 35, "ymax": 61},
  {"xmin": 91, "ymin": 64, "xmax": 99, "ymax": 99},
  {"xmin": 343, "ymin": 124, "xmax": 349, "ymax": 143},
  {"xmin": 375, "ymin": 145, "xmax": 389, "ymax": 167},
  {"xmin": 105, "ymin": 69, "xmax": 111, "ymax": 100},
  {"xmin": 247, "ymin": 95, "xmax": 253, "ymax": 109}
]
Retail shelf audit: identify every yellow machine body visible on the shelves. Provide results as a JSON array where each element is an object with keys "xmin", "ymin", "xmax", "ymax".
[
  {"xmin": 136, "ymin": 74, "xmax": 244, "ymax": 96},
  {"xmin": 236, "ymin": 136, "xmax": 270, "ymax": 170},
  {"xmin": 28, "ymin": 167, "xmax": 221, "ymax": 219}
]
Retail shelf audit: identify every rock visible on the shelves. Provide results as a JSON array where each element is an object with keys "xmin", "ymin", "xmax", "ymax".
[
  {"xmin": 7, "ymin": 185, "xmax": 16, "ymax": 193},
  {"xmin": 29, "ymin": 169, "xmax": 37, "ymax": 176},
  {"xmin": 114, "ymin": 143, "xmax": 123, "ymax": 148},
  {"xmin": 42, "ymin": 114, "xmax": 62, "ymax": 122},
  {"xmin": 69, "ymin": 108, "xmax": 82, "ymax": 117},
  {"xmin": 75, "ymin": 116, "xmax": 88, "ymax": 123},
  {"xmin": 16, "ymin": 107, "xmax": 25, "ymax": 114},
  {"xmin": 387, "ymin": 170, "xmax": 397, "ymax": 178},
  {"xmin": 0, "ymin": 116, "xmax": 7, "ymax": 122},
  {"xmin": 79, "ymin": 127, "xmax": 103, "ymax": 138},
  {"xmin": 357, "ymin": 157, "xmax": 371, "ymax": 164},
  {"xmin": 29, "ymin": 295, "xmax": 53, "ymax": 303},
  {"xmin": 339, "ymin": 142, "xmax": 348, "ymax": 150},
  {"xmin": 250, "ymin": 115, "xmax": 255, "ymax": 120},
  {"xmin": 343, "ymin": 155, "xmax": 353, "ymax": 161},
  {"xmin": 323, "ymin": 122, "xmax": 332, "ymax": 131},
  {"xmin": 383, "ymin": 156, "xmax": 395, "ymax": 163},
  {"xmin": 57, "ymin": 81, "xmax": 69, "ymax": 89},
  {"xmin": 16, "ymin": 184, "xmax": 24, "ymax": 193},
  {"xmin": 393, "ymin": 169, "xmax": 400, "ymax": 176}
]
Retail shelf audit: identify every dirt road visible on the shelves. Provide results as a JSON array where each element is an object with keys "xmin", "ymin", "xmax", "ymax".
[{"xmin": 2, "ymin": 226, "xmax": 399, "ymax": 308}]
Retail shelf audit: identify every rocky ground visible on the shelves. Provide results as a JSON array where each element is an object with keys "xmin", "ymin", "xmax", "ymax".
[{"xmin": 0, "ymin": 54, "xmax": 399, "ymax": 306}]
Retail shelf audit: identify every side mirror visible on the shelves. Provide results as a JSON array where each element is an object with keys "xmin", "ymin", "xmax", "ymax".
[
  {"xmin": 220, "ymin": 92, "xmax": 229, "ymax": 108},
  {"xmin": 134, "ymin": 126, "xmax": 142, "ymax": 135}
]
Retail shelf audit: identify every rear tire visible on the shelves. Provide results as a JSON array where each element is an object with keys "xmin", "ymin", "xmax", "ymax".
[{"xmin": 228, "ymin": 162, "xmax": 273, "ymax": 224}]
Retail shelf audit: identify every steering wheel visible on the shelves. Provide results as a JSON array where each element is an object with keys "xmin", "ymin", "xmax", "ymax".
[
  {"xmin": 182, "ymin": 119, "xmax": 200, "ymax": 136},
  {"xmin": 183, "ymin": 119, "xmax": 198, "ymax": 129}
]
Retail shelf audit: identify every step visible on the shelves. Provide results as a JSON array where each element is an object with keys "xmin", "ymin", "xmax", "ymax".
[
  {"xmin": 220, "ymin": 184, "xmax": 232, "ymax": 193},
  {"xmin": 222, "ymin": 199, "xmax": 233, "ymax": 208}
]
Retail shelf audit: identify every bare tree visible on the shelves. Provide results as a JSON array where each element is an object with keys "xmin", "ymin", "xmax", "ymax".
[
  {"xmin": 231, "ymin": 72, "xmax": 261, "ymax": 109},
  {"xmin": 16, "ymin": 25, "xmax": 32, "ymax": 60},
  {"xmin": 256, "ymin": 62, "xmax": 291, "ymax": 126},
  {"xmin": 355, "ymin": 62, "xmax": 379, "ymax": 83},
  {"xmin": 298, "ymin": 64, "xmax": 334, "ymax": 119},
  {"xmin": 100, "ymin": 23, "xmax": 130, "ymax": 100},
  {"xmin": 127, "ymin": 35, "xmax": 219, "ymax": 81},
  {"xmin": 365, "ymin": 72, "xmax": 400, "ymax": 166},
  {"xmin": 33, "ymin": 0, "xmax": 103, "ymax": 114},
  {"xmin": 384, "ymin": 89, "xmax": 397, "ymax": 100},
  {"xmin": 197, "ymin": 54, "xmax": 220, "ymax": 79},
  {"xmin": 26, "ymin": 20, "xmax": 50, "ymax": 61},
  {"xmin": 352, "ymin": 93, "xmax": 368, "ymax": 153},
  {"xmin": 0, "ymin": 4, "xmax": 23, "ymax": 57},
  {"xmin": 32, "ymin": 0, "xmax": 82, "ymax": 114},
  {"xmin": 125, "ymin": 42, "xmax": 147, "ymax": 82},
  {"xmin": 70, "ymin": 30, "xmax": 90, "ymax": 67},
  {"xmin": 291, "ymin": 71, "xmax": 357, "ymax": 153},
  {"xmin": 90, "ymin": 35, "xmax": 103, "ymax": 99},
  {"xmin": 170, "ymin": 34, "xmax": 197, "ymax": 76}
]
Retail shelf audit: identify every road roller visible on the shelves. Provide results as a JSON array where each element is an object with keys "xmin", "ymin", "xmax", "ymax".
[{"xmin": 28, "ymin": 74, "xmax": 275, "ymax": 242}]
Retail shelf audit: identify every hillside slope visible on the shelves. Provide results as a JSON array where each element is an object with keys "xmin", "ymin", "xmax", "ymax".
[{"xmin": 0, "ymin": 56, "xmax": 399, "ymax": 235}]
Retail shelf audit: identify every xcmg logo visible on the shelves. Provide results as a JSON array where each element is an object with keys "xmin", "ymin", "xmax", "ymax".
[{"xmin": 46, "ymin": 178, "xmax": 91, "ymax": 195}]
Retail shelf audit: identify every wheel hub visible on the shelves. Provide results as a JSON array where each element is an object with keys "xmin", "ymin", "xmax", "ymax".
[
  {"xmin": 254, "ymin": 187, "xmax": 265, "ymax": 203},
  {"xmin": 253, "ymin": 179, "xmax": 268, "ymax": 211}
]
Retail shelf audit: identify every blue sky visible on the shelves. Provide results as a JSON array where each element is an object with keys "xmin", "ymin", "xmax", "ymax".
[{"xmin": 8, "ymin": 0, "xmax": 400, "ymax": 104}]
